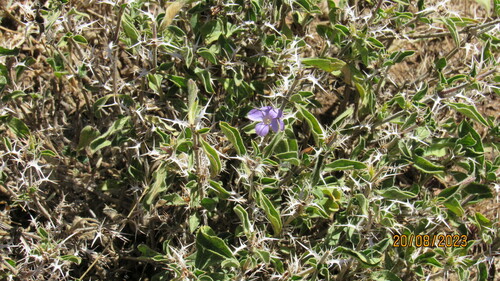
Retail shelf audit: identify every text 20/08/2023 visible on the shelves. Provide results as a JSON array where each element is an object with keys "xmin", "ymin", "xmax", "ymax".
[{"xmin": 393, "ymin": 234, "xmax": 468, "ymax": 248}]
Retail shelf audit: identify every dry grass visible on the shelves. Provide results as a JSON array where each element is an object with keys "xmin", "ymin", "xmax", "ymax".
[{"xmin": 0, "ymin": 0, "xmax": 498, "ymax": 280}]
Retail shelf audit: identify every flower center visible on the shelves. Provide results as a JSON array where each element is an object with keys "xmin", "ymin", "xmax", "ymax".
[{"xmin": 263, "ymin": 116, "xmax": 272, "ymax": 125}]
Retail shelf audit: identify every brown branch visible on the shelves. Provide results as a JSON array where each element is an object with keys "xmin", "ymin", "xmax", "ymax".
[
  {"xmin": 438, "ymin": 69, "xmax": 498, "ymax": 99},
  {"xmin": 379, "ymin": 19, "xmax": 500, "ymax": 40}
]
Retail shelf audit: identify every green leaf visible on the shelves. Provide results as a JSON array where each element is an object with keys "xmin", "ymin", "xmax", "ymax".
[
  {"xmin": 323, "ymin": 200, "xmax": 339, "ymax": 214},
  {"xmin": 371, "ymin": 270, "xmax": 402, "ymax": 281},
  {"xmin": 37, "ymin": 227, "xmax": 49, "ymax": 239},
  {"xmin": 167, "ymin": 75, "xmax": 187, "ymax": 88},
  {"xmin": 187, "ymin": 79, "xmax": 199, "ymax": 125},
  {"xmin": 15, "ymin": 57, "xmax": 35, "ymax": 82},
  {"xmin": 378, "ymin": 187, "xmax": 417, "ymax": 199},
  {"xmin": 0, "ymin": 47, "xmax": 19, "ymax": 56},
  {"xmin": 257, "ymin": 191, "xmax": 282, "ymax": 235},
  {"xmin": 201, "ymin": 197, "xmax": 217, "ymax": 211},
  {"xmin": 475, "ymin": 212, "xmax": 492, "ymax": 228},
  {"xmin": 201, "ymin": 20, "xmax": 223, "ymax": 45},
  {"xmin": 334, "ymin": 24, "xmax": 350, "ymax": 36},
  {"xmin": 442, "ymin": 18, "xmax": 459, "ymax": 46},
  {"xmin": 321, "ymin": 187, "xmax": 342, "ymax": 201},
  {"xmin": 197, "ymin": 128, "xmax": 210, "ymax": 134},
  {"xmin": 92, "ymin": 95, "xmax": 111, "ymax": 117},
  {"xmin": 355, "ymin": 194, "xmax": 368, "ymax": 216},
  {"xmin": 2, "ymin": 137, "xmax": 12, "ymax": 151},
  {"xmin": 437, "ymin": 185, "xmax": 459, "ymax": 199},
  {"xmin": 415, "ymin": 252, "xmax": 435, "ymax": 262},
  {"xmin": 301, "ymin": 57, "xmax": 346, "ymax": 75},
  {"xmin": 395, "ymin": 11, "xmax": 413, "ymax": 20},
  {"xmin": 45, "ymin": 9, "xmax": 61, "ymax": 30},
  {"xmin": 200, "ymin": 138, "xmax": 221, "ymax": 176},
  {"xmin": 276, "ymin": 152, "xmax": 299, "ymax": 165},
  {"xmin": 101, "ymin": 116, "xmax": 131, "ymax": 139},
  {"xmin": 444, "ymin": 197, "xmax": 465, "ymax": 216},
  {"xmin": 412, "ymin": 155, "xmax": 444, "ymax": 174},
  {"xmin": 478, "ymin": 262, "xmax": 488, "ymax": 281},
  {"xmin": 67, "ymin": 7, "xmax": 91, "ymax": 19},
  {"xmin": 462, "ymin": 182, "xmax": 492, "ymax": 196},
  {"xmin": 197, "ymin": 276, "xmax": 214, "ymax": 281},
  {"xmin": 208, "ymin": 180, "xmax": 230, "ymax": 199},
  {"xmin": 325, "ymin": 159, "xmax": 367, "ymax": 171},
  {"xmin": 72, "ymin": 35, "xmax": 88, "ymax": 44},
  {"xmin": 162, "ymin": 193, "xmax": 188, "ymax": 206},
  {"xmin": 415, "ymin": 252, "xmax": 443, "ymax": 267},
  {"xmin": 390, "ymin": 50, "xmax": 415, "ymax": 63},
  {"xmin": 88, "ymin": 135, "xmax": 111, "ymax": 152},
  {"xmin": 458, "ymin": 121, "xmax": 484, "ymax": 163},
  {"xmin": 331, "ymin": 106, "xmax": 354, "ymax": 129},
  {"xmin": 447, "ymin": 102, "xmax": 491, "ymax": 127},
  {"xmin": 6, "ymin": 117, "xmax": 30, "ymax": 138},
  {"xmin": 122, "ymin": 15, "xmax": 139, "ymax": 44},
  {"xmin": 402, "ymin": 112, "xmax": 418, "ymax": 131},
  {"xmin": 297, "ymin": 105, "xmax": 324, "ymax": 145},
  {"xmin": 59, "ymin": 255, "xmax": 82, "ymax": 265},
  {"xmin": 137, "ymin": 244, "xmax": 162, "ymax": 258},
  {"xmin": 294, "ymin": 0, "xmax": 319, "ymax": 12},
  {"xmin": 417, "ymin": 0, "xmax": 425, "ymax": 10},
  {"xmin": 316, "ymin": 24, "xmax": 334, "ymax": 41},
  {"xmin": 412, "ymin": 83, "xmax": 428, "ymax": 101},
  {"xmin": 256, "ymin": 250, "xmax": 271, "ymax": 264},
  {"xmin": 234, "ymin": 204, "xmax": 252, "ymax": 235},
  {"xmin": 421, "ymin": 257, "xmax": 443, "ymax": 267},
  {"xmin": 221, "ymin": 258, "xmax": 239, "ymax": 269},
  {"xmin": 89, "ymin": 117, "xmax": 130, "ymax": 153},
  {"xmin": 159, "ymin": 0, "xmax": 186, "ymax": 33},
  {"xmin": 262, "ymin": 131, "xmax": 284, "ymax": 158},
  {"xmin": 335, "ymin": 247, "xmax": 380, "ymax": 266},
  {"xmin": 148, "ymin": 74, "xmax": 163, "ymax": 95},
  {"xmin": 143, "ymin": 163, "xmax": 168, "ymax": 208},
  {"xmin": 435, "ymin": 57, "xmax": 447, "ymax": 71},
  {"xmin": 77, "ymin": 125, "xmax": 100, "ymax": 150},
  {"xmin": 0, "ymin": 63, "xmax": 9, "ymax": 81},
  {"xmin": 366, "ymin": 37, "xmax": 385, "ymax": 49},
  {"xmin": 184, "ymin": 46, "xmax": 194, "ymax": 67},
  {"xmin": 197, "ymin": 47, "xmax": 217, "ymax": 64},
  {"xmin": 40, "ymin": 150, "xmax": 57, "ymax": 157},
  {"xmin": 423, "ymin": 139, "xmax": 451, "ymax": 157},
  {"xmin": 372, "ymin": 238, "xmax": 391, "ymax": 253},
  {"xmin": 195, "ymin": 226, "xmax": 235, "ymax": 268},
  {"xmin": 219, "ymin": 122, "xmax": 246, "ymax": 155},
  {"xmin": 189, "ymin": 214, "xmax": 200, "ymax": 233},
  {"xmin": 194, "ymin": 68, "xmax": 215, "ymax": 93}
]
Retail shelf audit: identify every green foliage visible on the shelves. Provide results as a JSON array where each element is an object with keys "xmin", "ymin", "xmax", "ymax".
[
  {"xmin": 1, "ymin": 0, "xmax": 498, "ymax": 280},
  {"xmin": 219, "ymin": 121, "xmax": 247, "ymax": 155},
  {"xmin": 195, "ymin": 226, "xmax": 236, "ymax": 269}
]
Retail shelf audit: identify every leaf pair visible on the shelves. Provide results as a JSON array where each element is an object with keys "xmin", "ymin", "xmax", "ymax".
[{"xmin": 195, "ymin": 226, "xmax": 237, "ymax": 269}]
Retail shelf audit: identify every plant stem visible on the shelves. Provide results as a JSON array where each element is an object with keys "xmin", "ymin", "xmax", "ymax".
[
  {"xmin": 366, "ymin": 0, "xmax": 384, "ymax": 28},
  {"xmin": 192, "ymin": 127, "xmax": 204, "ymax": 200},
  {"xmin": 112, "ymin": 1, "xmax": 126, "ymax": 114}
]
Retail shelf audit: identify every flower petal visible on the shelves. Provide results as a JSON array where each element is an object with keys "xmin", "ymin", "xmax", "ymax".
[
  {"xmin": 267, "ymin": 107, "xmax": 283, "ymax": 119},
  {"xmin": 255, "ymin": 123, "xmax": 270, "ymax": 136},
  {"xmin": 260, "ymin": 106, "xmax": 273, "ymax": 112},
  {"xmin": 247, "ymin": 109, "xmax": 264, "ymax": 121},
  {"xmin": 270, "ymin": 118, "xmax": 280, "ymax": 132},
  {"xmin": 276, "ymin": 108, "xmax": 283, "ymax": 118}
]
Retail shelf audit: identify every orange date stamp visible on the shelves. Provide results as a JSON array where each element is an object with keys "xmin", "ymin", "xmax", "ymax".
[{"xmin": 393, "ymin": 234, "xmax": 468, "ymax": 248}]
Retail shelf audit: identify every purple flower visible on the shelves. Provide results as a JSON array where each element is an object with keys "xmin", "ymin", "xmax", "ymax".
[{"xmin": 247, "ymin": 106, "xmax": 284, "ymax": 136}]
